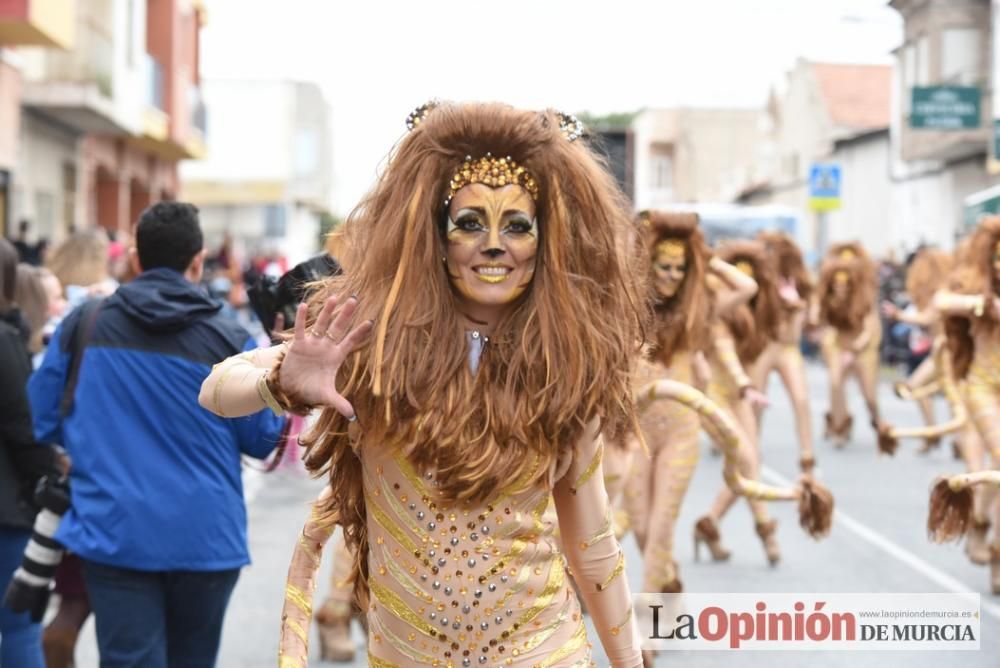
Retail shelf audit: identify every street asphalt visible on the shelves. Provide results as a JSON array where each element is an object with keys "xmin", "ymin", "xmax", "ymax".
[{"xmin": 72, "ymin": 361, "xmax": 1000, "ymax": 667}]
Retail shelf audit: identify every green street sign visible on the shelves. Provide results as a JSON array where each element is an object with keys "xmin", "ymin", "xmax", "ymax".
[
  {"xmin": 965, "ymin": 185, "xmax": 1000, "ymax": 232},
  {"xmin": 911, "ymin": 86, "xmax": 981, "ymax": 129}
]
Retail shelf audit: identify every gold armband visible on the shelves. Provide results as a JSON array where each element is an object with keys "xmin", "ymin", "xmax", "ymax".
[
  {"xmin": 258, "ymin": 370, "xmax": 285, "ymax": 416},
  {"xmin": 974, "ymin": 296, "xmax": 985, "ymax": 318}
]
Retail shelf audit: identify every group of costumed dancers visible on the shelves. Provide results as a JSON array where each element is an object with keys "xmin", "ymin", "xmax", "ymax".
[{"xmin": 197, "ymin": 101, "xmax": 994, "ymax": 667}]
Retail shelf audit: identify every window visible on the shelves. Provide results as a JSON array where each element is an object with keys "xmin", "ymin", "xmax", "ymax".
[
  {"xmin": 942, "ymin": 28, "xmax": 982, "ymax": 84},
  {"xmin": 901, "ymin": 43, "xmax": 916, "ymax": 114},
  {"xmin": 651, "ymin": 156, "xmax": 672, "ymax": 190},
  {"xmin": 264, "ymin": 204, "xmax": 286, "ymax": 238},
  {"xmin": 126, "ymin": 0, "xmax": 134, "ymax": 66},
  {"xmin": 35, "ymin": 191, "xmax": 55, "ymax": 238},
  {"xmin": 294, "ymin": 129, "xmax": 318, "ymax": 177},
  {"xmin": 62, "ymin": 163, "xmax": 76, "ymax": 230},
  {"xmin": 916, "ymin": 35, "xmax": 930, "ymax": 85}
]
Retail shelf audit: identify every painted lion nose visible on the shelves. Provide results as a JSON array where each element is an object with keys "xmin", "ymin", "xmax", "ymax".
[{"xmin": 483, "ymin": 248, "xmax": 504, "ymax": 259}]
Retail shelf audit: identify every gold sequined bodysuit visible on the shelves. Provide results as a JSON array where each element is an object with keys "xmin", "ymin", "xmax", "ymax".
[{"xmin": 362, "ymin": 434, "xmax": 641, "ymax": 667}]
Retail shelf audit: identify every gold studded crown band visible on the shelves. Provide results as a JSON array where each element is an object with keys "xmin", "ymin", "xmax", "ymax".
[
  {"xmin": 445, "ymin": 153, "xmax": 539, "ymax": 206},
  {"xmin": 401, "ymin": 102, "xmax": 586, "ymax": 206},
  {"xmin": 655, "ymin": 238, "xmax": 686, "ymax": 259}
]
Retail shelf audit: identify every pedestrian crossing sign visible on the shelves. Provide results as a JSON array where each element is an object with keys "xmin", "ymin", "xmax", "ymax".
[{"xmin": 809, "ymin": 163, "xmax": 841, "ymax": 211}]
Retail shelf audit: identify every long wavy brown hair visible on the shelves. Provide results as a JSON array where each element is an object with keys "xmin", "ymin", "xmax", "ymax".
[
  {"xmin": 641, "ymin": 211, "xmax": 713, "ymax": 367},
  {"xmin": 717, "ymin": 240, "xmax": 781, "ymax": 364},
  {"xmin": 818, "ymin": 256, "xmax": 876, "ymax": 333},
  {"xmin": 946, "ymin": 218, "xmax": 1000, "ymax": 379},
  {"xmin": 300, "ymin": 102, "xmax": 648, "ymax": 607},
  {"xmin": 906, "ymin": 248, "xmax": 953, "ymax": 311},
  {"xmin": 759, "ymin": 230, "xmax": 812, "ymax": 302}
]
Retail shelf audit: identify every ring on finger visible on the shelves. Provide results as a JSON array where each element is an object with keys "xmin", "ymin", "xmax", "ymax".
[
  {"xmin": 310, "ymin": 328, "xmax": 324, "ymax": 338},
  {"xmin": 325, "ymin": 331, "xmax": 339, "ymax": 341}
]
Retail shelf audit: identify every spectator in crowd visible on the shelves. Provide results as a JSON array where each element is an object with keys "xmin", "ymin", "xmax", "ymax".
[
  {"xmin": 44, "ymin": 230, "xmax": 118, "ymax": 310},
  {"xmin": 13, "ymin": 265, "xmax": 50, "ymax": 356},
  {"xmin": 28, "ymin": 203, "xmax": 285, "ymax": 668},
  {"xmin": 0, "ymin": 239, "xmax": 60, "ymax": 668},
  {"xmin": 11, "ymin": 220, "xmax": 41, "ymax": 266}
]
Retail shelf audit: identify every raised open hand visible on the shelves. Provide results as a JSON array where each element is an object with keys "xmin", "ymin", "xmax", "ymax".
[{"xmin": 276, "ymin": 295, "xmax": 373, "ymax": 419}]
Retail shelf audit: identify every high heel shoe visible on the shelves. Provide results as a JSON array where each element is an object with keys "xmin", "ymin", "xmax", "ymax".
[
  {"xmin": 658, "ymin": 560, "xmax": 683, "ymax": 593},
  {"xmin": 755, "ymin": 519, "xmax": 781, "ymax": 566},
  {"xmin": 966, "ymin": 518, "xmax": 991, "ymax": 566},
  {"xmin": 315, "ymin": 599, "xmax": 356, "ymax": 663},
  {"xmin": 918, "ymin": 436, "xmax": 941, "ymax": 455},
  {"xmin": 825, "ymin": 413, "xmax": 852, "ymax": 449},
  {"xmin": 694, "ymin": 516, "xmax": 731, "ymax": 562}
]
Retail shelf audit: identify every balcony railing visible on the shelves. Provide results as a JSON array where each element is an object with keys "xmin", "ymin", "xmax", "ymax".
[
  {"xmin": 142, "ymin": 53, "xmax": 165, "ymax": 111},
  {"xmin": 35, "ymin": 14, "xmax": 113, "ymax": 97}
]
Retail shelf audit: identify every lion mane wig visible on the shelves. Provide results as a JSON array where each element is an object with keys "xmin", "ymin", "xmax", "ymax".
[
  {"xmin": 717, "ymin": 240, "xmax": 782, "ymax": 364},
  {"xmin": 641, "ymin": 210, "xmax": 713, "ymax": 367},
  {"xmin": 826, "ymin": 240, "xmax": 877, "ymax": 287},
  {"xmin": 818, "ymin": 256, "xmax": 877, "ymax": 334},
  {"xmin": 758, "ymin": 230, "xmax": 812, "ymax": 303},
  {"xmin": 299, "ymin": 102, "xmax": 649, "ymax": 607},
  {"xmin": 906, "ymin": 248, "xmax": 953, "ymax": 311},
  {"xmin": 945, "ymin": 217, "xmax": 1000, "ymax": 379}
]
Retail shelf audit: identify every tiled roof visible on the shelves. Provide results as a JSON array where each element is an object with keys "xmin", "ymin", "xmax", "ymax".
[{"xmin": 811, "ymin": 62, "xmax": 892, "ymax": 130}]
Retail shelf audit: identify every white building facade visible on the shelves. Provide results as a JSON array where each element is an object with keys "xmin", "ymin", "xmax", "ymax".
[{"xmin": 180, "ymin": 79, "xmax": 333, "ymax": 265}]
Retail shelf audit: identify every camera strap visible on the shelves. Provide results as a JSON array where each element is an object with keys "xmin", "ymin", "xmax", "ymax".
[{"xmin": 59, "ymin": 298, "xmax": 105, "ymax": 418}]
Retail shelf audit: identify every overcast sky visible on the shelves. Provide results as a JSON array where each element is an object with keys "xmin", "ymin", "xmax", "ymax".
[{"xmin": 200, "ymin": 0, "xmax": 903, "ymax": 216}]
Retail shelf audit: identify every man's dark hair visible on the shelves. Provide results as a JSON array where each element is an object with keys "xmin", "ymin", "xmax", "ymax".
[{"xmin": 136, "ymin": 202, "xmax": 203, "ymax": 272}]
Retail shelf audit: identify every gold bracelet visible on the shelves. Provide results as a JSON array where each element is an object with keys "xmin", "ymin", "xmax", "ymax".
[{"xmin": 258, "ymin": 370, "xmax": 285, "ymax": 416}]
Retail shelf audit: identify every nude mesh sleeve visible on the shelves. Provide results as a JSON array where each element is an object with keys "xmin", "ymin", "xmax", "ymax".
[{"xmin": 554, "ymin": 428, "xmax": 642, "ymax": 668}]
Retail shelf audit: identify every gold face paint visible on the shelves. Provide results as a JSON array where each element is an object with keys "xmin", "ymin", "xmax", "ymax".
[
  {"xmin": 445, "ymin": 183, "xmax": 538, "ymax": 321},
  {"xmin": 833, "ymin": 270, "xmax": 849, "ymax": 284},
  {"xmin": 652, "ymin": 238, "xmax": 687, "ymax": 299}
]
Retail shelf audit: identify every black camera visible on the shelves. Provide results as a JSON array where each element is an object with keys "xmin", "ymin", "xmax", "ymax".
[
  {"xmin": 3, "ymin": 474, "xmax": 71, "ymax": 622},
  {"xmin": 246, "ymin": 254, "xmax": 341, "ymax": 338}
]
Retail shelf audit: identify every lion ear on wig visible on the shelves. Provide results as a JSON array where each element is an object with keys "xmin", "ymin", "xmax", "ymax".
[
  {"xmin": 554, "ymin": 111, "xmax": 586, "ymax": 142},
  {"xmin": 405, "ymin": 100, "xmax": 440, "ymax": 132}
]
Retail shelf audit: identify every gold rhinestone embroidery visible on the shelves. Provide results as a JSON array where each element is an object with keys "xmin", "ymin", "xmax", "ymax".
[
  {"xmin": 596, "ymin": 548, "xmax": 625, "ymax": 592},
  {"xmin": 536, "ymin": 621, "xmax": 589, "ymax": 667},
  {"xmin": 570, "ymin": 441, "xmax": 604, "ymax": 495},
  {"xmin": 370, "ymin": 578, "xmax": 439, "ymax": 639},
  {"xmin": 446, "ymin": 154, "xmax": 539, "ymax": 205}
]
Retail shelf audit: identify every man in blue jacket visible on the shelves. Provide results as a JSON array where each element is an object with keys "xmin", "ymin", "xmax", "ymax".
[{"xmin": 29, "ymin": 202, "xmax": 285, "ymax": 668}]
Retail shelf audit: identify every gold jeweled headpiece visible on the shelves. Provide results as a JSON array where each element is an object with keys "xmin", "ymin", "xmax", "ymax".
[
  {"xmin": 405, "ymin": 100, "xmax": 438, "ymax": 131},
  {"xmin": 656, "ymin": 238, "xmax": 686, "ymax": 259},
  {"xmin": 445, "ymin": 152, "xmax": 539, "ymax": 206},
  {"xmin": 556, "ymin": 111, "xmax": 586, "ymax": 142},
  {"xmin": 838, "ymin": 248, "xmax": 856, "ymax": 260},
  {"xmin": 735, "ymin": 260, "xmax": 755, "ymax": 278}
]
